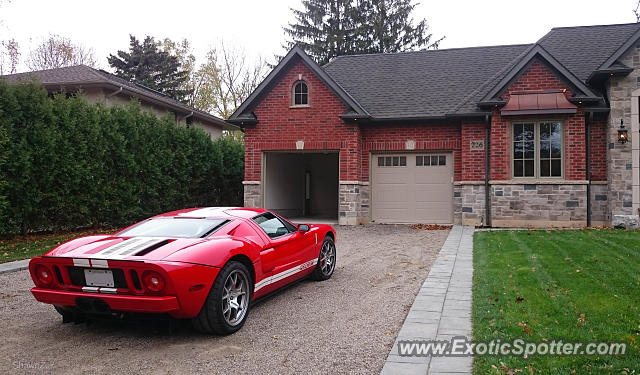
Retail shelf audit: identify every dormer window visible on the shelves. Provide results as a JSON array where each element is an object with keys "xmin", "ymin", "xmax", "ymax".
[{"xmin": 293, "ymin": 81, "xmax": 308, "ymax": 106}]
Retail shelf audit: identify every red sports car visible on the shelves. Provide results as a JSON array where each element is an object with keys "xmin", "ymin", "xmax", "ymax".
[{"xmin": 28, "ymin": 207, "xmax": 337, "ymax": 335}]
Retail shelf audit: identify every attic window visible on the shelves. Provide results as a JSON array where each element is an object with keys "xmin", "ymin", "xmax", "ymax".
[{"xmin": 293, "ymin": 81, "xmax": 308, "ymax": 106}]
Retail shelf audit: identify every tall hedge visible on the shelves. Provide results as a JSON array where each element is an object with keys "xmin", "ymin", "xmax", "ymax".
[{"xmin": 0, "ymin": 81, "xmax": 244, "ymax": 236}]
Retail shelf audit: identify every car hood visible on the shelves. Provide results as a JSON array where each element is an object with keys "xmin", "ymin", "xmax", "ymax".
[{"xmin": 45, "ymin": 235, "xmax": 214, "ymax": 262}]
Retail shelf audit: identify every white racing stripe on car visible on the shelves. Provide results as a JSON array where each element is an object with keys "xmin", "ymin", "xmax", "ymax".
[
  {"xmin": 254, "ymin": 259, "xmax": 318, "ymax": 292},
  {"xmin": 90, "ymin": 259, "xmax": 109, "ymax": 268},
  {"xmin": 73, "ymin": 258, "xmax": 90, "ymax": 267},
  {"xmin": 88, "ymin": 237, "xmax": 167, "ymax": 260}
]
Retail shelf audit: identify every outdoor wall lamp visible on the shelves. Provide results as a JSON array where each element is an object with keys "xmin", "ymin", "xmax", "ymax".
[{"xmin": 618, "ymin": 119, "xmax": 628, "ymax": 144}]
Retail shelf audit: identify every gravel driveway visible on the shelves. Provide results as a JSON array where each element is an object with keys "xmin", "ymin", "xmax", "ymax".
[{"xmin": 0, "ymin": 225, "xmax": 447, "ymax": 375}]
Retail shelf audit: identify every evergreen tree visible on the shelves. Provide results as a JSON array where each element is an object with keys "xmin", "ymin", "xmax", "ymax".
[
  {"xmin": 357, "ymin": 0, "xmax": 441, "ymax": 53},
  {"xmin": 284, "ymin": 0, "xmax": 441, "ymax": 64},
  {"xmin": 284, "ymin": 0, "xmax": 357, "ymax": 65},
  {"xmin": 107, "ymin": 35, "xmax": 190, "ymax": 102}
]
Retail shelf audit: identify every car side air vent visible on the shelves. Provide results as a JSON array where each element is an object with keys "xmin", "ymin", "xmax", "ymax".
[{"xmin": 134, "ymin": 239, "xmax": 171, "ymax": 256}]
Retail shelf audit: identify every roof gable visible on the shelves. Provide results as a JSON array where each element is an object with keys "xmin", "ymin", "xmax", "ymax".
[
  {"xmin": 537, "ymin": 23, "xmax": 640, "ymax": 82},
  {"xmin": 479, "ymin": 44, "xmax": 598, "ymax": 104},
  {"xmin": 228, "ymin": 45, "xmax": 368, "ymax": 124}
]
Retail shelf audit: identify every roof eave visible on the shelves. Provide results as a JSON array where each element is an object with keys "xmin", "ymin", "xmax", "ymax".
[{"xmin": 40, "ymin": 81, "xmax": 234, "ymax": 130}]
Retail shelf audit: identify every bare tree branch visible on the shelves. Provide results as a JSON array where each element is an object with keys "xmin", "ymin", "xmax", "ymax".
[
  {"xmin": 26, "ymin": 35, "xmax": 96, "ymax": 71},
  {"xmin": 0, "ymin": 38, "xmax": 19, "ymax": 75}
]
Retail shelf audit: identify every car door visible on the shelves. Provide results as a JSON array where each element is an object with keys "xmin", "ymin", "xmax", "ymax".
[{"xmin": 251, "ymin": 212, "xmax": 314, "ymax": 276}]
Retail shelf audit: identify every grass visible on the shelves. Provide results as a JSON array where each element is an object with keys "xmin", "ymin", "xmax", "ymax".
[
  {"xmin": 0, "ymin": 229, "xmax": 113, "ymax": 263},
  {"xmin": 473, "ymin": 229, "xmax": 640, "ymax": 374}
]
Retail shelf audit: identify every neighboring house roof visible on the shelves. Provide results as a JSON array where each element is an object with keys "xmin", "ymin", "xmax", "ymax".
[
  {"xmin": 1, "ymin": 65, "xmax": 236, "ymax": 130},
  {"xmin": 232, "ymin": 22, "xmax": 640, "ymax": 123}
]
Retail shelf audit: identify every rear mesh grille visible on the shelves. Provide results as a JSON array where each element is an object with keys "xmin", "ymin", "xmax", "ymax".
[
  {"xmin": 130, "ymin": 270, "xmax": 142, "ymax": 290},
  {"xmin": 53, "ymin": 266, "xmax": 64, "ymax": 284}
]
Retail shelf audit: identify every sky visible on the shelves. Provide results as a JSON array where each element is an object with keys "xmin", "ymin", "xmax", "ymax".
[{"xmin": 0, "ymin": 0, "xmax": 639, "ymax": 73}]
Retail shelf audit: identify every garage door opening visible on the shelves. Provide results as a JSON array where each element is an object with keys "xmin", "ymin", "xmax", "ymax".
[{"xmin": 264, "ymin": 152, "xmax": 338, "ymax": 222}]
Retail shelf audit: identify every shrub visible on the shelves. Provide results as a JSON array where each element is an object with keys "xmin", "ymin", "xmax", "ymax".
[{"xmin": 0, "ymin": 80, "xmax": 244, "ymax": 235}]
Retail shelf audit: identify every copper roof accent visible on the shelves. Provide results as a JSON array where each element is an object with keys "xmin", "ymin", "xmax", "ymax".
[{"xmin": 501, "ymin": 90, "xmax": 577, "ymax": 116}]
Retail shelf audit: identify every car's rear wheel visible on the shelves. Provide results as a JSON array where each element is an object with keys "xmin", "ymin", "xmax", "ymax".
[
  {"xmin": 192, "ymin": 261, "xmax": 252, "ymax": 335},
  {"xmin": 311, "ymin": 236, "xmax": 336, "ymax": 281}
]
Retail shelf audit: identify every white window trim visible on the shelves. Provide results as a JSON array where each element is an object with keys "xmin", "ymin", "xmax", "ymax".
[
  {"xmin": 510, "ymin": 121, "xmax": 565, "ymax": 180},
  {"xmin": 292, "ymin": 80, "xmax": 309, "ymax": 107}
]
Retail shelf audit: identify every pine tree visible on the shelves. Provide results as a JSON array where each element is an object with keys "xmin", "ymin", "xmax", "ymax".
[
  {"xmin": 284, "ymin": 0, "xmax": 357, "ymax": 65},
  {"xmin": 357, "ymin": 0, "xmax": 441, "ymax": 53},
  {"xmin": 107, "ymin": 36, "xmax": 190, "ymax": 102},
  {"xmin": 284, "ymin": 0, "xmax": 441, "ymax": 63}
]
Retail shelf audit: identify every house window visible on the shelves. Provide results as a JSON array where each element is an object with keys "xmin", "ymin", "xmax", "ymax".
[
  {"xmin": 416, "ymin": 155, "xmax": 446, "ymax": 166},
  {"xmin": 377, "ymin": 156, "xmax": 406, "ymax": 167},
  {"xmin": 512, "ymin": 122, "xmax": 563, "ymax": 178},
  {"xmin": 293, "ymin": 81, "xmax": 308, "ymax": 106}
]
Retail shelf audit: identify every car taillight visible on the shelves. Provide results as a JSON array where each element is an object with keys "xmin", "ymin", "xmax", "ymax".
[
  {"xmin": 35, "ymin": 264, "xmax": 54, "ymax": 286},
  {"xmin": 141, "ymin": 270, "xmax": 165, "ymax": 293}
]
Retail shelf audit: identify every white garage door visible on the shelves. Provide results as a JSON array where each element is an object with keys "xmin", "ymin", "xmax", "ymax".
[{"xmin": 372, "ymin": 153, "xmax": 453, "ymax": 224}]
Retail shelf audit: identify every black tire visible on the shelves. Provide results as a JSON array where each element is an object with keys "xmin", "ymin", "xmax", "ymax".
[
  {"xmin": 311, "ymin": 236, "xmax": 336, "ymax": 281},
  {"xmin": 192, "ymin": 261, "xmax": 252, "ymax": 335}
]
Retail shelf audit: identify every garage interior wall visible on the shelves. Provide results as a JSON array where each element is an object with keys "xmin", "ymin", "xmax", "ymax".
[{"xmin": 264, "ymin": 152, "xmax": 338, "ymax": 218}]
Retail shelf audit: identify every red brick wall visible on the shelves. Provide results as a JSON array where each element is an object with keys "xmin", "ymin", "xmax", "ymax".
[
  {"xmin": 502, "ymin": 60, "xmax": 573, "ymax": 101},
  {"xmin": 589, "ymin": 119, "xmax": 607, "ymax": 181},
  {"xmin": 490, "ymin": 60, "xmax": 592, "ymax": 181},
  {"xmin": 360, "ymin": 124, "xmax": 462, "ymax": 181},
  {"xmin": 461, "ymin": 123, "xmax": 486, "ymax": 181},
  {"xmin": 246, "ymin": 57, "xmax": 605, "ymax": 186},
  {"xmin": 244, "ymin": 59, "xmax": 360, "ymax": 181}
]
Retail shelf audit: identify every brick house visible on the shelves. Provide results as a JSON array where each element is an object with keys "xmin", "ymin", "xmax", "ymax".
[{"xmin": 229, "ymin": 23, "xmax": 640, "ymax": 227}]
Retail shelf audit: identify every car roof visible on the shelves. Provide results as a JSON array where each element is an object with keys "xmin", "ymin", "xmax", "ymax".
[{"xmin": 152, "ymin": 207, "xmax": 269, "ymax": 220}]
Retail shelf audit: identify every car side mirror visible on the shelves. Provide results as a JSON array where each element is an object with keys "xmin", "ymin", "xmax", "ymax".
[{"xmin": 298, "ymin": 224, "xmax": 310, "ymax": 232}]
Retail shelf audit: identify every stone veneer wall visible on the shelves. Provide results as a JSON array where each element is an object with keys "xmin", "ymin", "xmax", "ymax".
[
  {"xmin": 607, "ymin": 43, "xmax": 639, "ymax": 217},
  {"xmin": 591, "ymin": 184, "xmax": 609, "ymax": 225},
  {"xmin": 339, "ymin": 183, "xmax": 370, "ymax": 225},
  {"xmin": 454, "ymin": 184, "xmax": 486, "ymax": 226},
  {"xmin": 243, "ymin": 183, "xmax": 262, "ymax": 209},
  {"xmin": 491, "ymin": 184, "xmax": 587, "ymax": 228}
]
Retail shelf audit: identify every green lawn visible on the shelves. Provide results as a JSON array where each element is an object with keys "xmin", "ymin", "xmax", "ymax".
[
  {"xmin": 473, "ymin": 230, "xmax": 640, "ymax": 374},
  {"xmin": 0, "ymin": 229, "xmax": 113, "ymax": 263}
]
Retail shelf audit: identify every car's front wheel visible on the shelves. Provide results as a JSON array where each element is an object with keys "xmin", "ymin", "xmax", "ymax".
[
  {"xmin": 310, "ymin": 236, "xmax": 336, "ymax": 281},
  {"xmin": 192, "ymin": 261, "xmax": 252, "ymax": 335}
]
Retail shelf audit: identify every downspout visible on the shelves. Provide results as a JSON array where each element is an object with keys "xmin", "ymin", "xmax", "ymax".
[
  {"xmin": 106, "ymin": 86, "xmax": 123, "ymax": 105},
  {"xmin": 484, "ymin": 113, "xmax": 492, "ymax": 227},
  {"xmin": 586, "ymin": 111, "xmax": 592, "ymax": 227},
  {"xmin": 107, "ymin": 86, "xmax": 123, "ymax": 97},
  {"xmin": 184, "ymin": 111, "xmax": 194, "ymax": 127}
]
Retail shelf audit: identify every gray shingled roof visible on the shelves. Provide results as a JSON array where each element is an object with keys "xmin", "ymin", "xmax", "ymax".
[
  {"xmin": 538, "ymin": 23, "xmax": 640, "ymax": 82},
  {"xmin": 2, "ymin": 65, "xmax": 233, "ymax": 129},
  {"xmin": 324, "ymin": 44, "xmax": 531, "ymax": 118},
  {"xmin": 322, "ymin": 23, "xmax": 640, "ymax": 119}
]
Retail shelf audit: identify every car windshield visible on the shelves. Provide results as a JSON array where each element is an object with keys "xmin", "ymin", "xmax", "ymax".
[{"xmin": 117, "ymin": 218, "xmax": 228, "ymax": 238}]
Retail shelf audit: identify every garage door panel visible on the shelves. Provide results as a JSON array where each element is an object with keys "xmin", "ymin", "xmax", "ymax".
[{"xmin": 372, "ymin": 153, "xmax": 452, "ymax": 224}]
